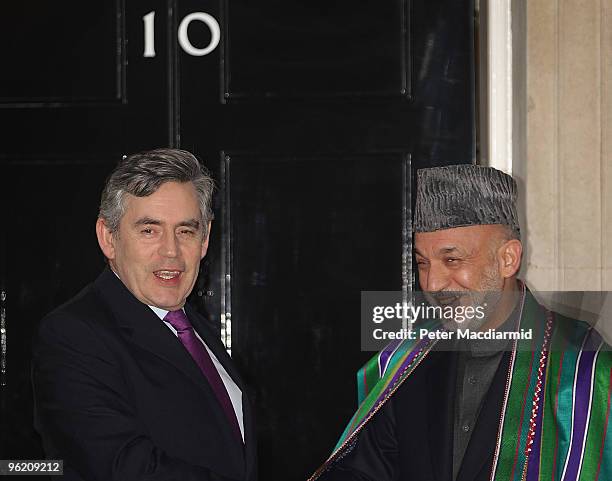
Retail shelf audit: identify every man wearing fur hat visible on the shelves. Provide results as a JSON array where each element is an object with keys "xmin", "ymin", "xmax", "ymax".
[{"xmin": 310, "ymin": 165, "xmax": 612, "ymax": 481}]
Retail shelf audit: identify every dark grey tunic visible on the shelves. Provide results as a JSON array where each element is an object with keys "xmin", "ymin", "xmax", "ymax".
[{"xmin": 452, "ymin": 307, "xmax": 519, "ymax": 479}]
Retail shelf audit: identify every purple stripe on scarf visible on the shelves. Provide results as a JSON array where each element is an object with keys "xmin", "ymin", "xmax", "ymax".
[
  {"xmin": 563, "ymin": 331, "xmax": 599, "ymax": 480},
  {"xmin": 379, "ymin": 339, "xmax": 402, "ymax": 376},
  {"xmin": 379, "ymin": 338, "xmax": 431, "ymax": 401},
  {"xmin": 526, "ymin": 353, "xmax": 548, "ymax": 480},
  {"xmin": 355, "ymin": 338, "xmax": 433, "ymax": 434}
]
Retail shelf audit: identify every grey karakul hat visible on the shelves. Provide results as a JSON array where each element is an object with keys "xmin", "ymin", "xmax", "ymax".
[{"xmin": 414, "ymin": 164, "xmax": 520, "ymax": 236}]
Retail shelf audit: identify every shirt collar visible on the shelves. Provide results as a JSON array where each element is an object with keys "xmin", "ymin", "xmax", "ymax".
[
  {"xmin": 149, "ymin": 305, "xmax": 170, "ymax": 320},
  {"xmin": 149, "ymin": 305, "xmax": 186, "ymax": 320}
]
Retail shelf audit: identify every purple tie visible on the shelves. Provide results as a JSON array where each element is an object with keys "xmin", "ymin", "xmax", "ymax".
[{"xmin": 164, "ymin": 310, "xmax": 242, "ymax": 442}]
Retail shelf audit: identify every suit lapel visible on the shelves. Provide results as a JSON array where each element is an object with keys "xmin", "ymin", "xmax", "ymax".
[
  {"xmin": 93, "ymin": 270, "xmax": 246, "ymax": 464},
  {"xmin": 427, "ymin": 349, "xmax": 457, "ymax": 481},
  {"xmin": 241, "ymin": 389, "xmax": 257, "ymax": 478},
  {"xmin": 424, "ymin": 349, "xmax": 508, "ymax": 481},
  {"xmin": 94, "ymin": 270, "xmax": 215, "ymax": 396}
]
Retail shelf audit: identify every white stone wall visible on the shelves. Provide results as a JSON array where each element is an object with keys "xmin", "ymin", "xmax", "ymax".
[{"xmin": 513, "ymin": 0, "xmax": 612, "ymax": 338}]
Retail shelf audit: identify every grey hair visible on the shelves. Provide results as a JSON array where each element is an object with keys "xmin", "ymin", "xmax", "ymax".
[
  {"xmin": 500, "ymin": 224, "xmax": 521, "ymax": 242},
  {"xmin": 99, "ymin": 148, "xmax": 214, "ymax": 235}
]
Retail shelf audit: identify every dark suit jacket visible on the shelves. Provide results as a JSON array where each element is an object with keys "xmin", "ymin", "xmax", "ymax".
[
  {"xmin": 319, "ymin": 347, "xmax": 511, "ymax": 481},
  {"xmin": 32, "ymin": 269, "xmax": 257, "ymax": 481}
]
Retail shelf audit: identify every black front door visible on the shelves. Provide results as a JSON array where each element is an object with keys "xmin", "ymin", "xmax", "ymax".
[{"xmin": 0, "ymin": 1, "xmax": 474, "ymax": 478}]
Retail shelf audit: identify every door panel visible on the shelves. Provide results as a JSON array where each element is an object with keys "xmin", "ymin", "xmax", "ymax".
[
  {"xmin": 223, "ymin": 153, "xmax": 408, "ymax": 476},
  {"xmin": 224, "ymin": 0, "xmax": 410, "ymax": 98},
  {"xmin": 0, "ymin": 0, "xmax": 173, "ymax": 155},
  {"xmin": 2, "ymin": 0, "xmax": 121, "ymax": 102}
]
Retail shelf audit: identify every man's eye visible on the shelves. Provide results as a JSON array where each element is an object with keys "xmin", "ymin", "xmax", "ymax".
[
  {"xmin": 179, "ymin": 229, "xmax": 195, "ymax": 236},
  {"xmin": 445, "ymin": 258, "xmax": 458, "ymax": 264},
  {"xmin": 141, "ymin": 228, "xmax": 154, "ymax": 235}
]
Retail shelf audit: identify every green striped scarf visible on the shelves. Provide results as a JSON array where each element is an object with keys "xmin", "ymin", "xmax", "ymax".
[{"xmin": 310, "ymin": 290, "xmax": 612, "ymax": 481}]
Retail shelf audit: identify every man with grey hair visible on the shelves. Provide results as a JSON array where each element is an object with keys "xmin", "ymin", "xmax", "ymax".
[{"xmin": 33, "ymin": 149, "xmax": 256, "ymax": 480}]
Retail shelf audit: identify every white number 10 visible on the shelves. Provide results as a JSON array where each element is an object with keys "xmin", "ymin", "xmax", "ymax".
[{"xmin": 142, "ymin": 11, "xmax": 221, "ymax": 58}]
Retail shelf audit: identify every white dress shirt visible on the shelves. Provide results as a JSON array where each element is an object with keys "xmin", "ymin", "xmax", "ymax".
[{"xmin": 148, "ymin": 305, "xmax": 245, "ymax": 442}]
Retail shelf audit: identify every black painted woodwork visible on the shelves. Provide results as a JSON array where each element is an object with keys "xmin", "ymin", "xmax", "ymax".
[{"xmin": 0, "ymin": 0, "xmax": 474, "ymax": 479}]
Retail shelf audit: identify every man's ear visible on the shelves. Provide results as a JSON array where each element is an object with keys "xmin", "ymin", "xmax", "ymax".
[
  {"xmin": 96, "ymin": 218, "xmax": 116, "ymax": 260},
  {"xmin": 201, "ymin": 221, "xmax": 212, "ymax": 259},
  {"xmin": 498, "ymin": 239, "xmax": 522, "ymax": 278}
]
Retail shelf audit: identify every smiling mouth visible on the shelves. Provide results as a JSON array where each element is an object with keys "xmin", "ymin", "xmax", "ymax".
[
  {"xmin": 153, "ymin": 270, "xmax": 182, "ymax": 280},
  {"xmin": 428, "ymin": 293, "xmax": 461, "ymax": 307},
  {"xmin": 436, "ymin": 297, "xmax": 459, "ymax": 306}
]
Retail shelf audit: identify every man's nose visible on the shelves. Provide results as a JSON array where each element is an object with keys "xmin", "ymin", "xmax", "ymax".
[
  {"xmin": 159, "ymin": 232, "xmax": 179, "ymax": 258},
  {"xmin": 422, "ymin": 263, "xmax": 449, "ymax": 292}
]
